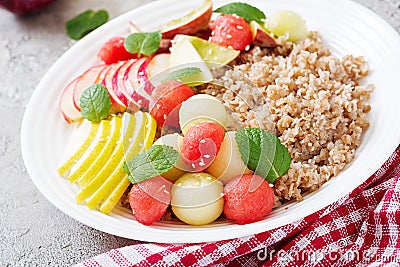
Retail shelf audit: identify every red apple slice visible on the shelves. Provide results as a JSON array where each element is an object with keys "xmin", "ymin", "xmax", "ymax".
[
  {"xmin": 161, "ymin": 0, "xmax": 212, "ymax": 39},
  {"xmin": 147, "ymin": 53, "xmax": 171, "ymax": 81},
  {"xmin": 73, "ymin": 65, "xmax": 107, "ymax": 111},
  {"xmin": 112, "ymin": 59, "xmax": 137, "ymax": 106},
  {"xmin": 194, "ymin": 28, "xmax": 212, "ymax": 40},
  {"xmin": 102, "ymin": 61, "xmax": 127, "ymax": 113},
  {"xmin": 95, "ymin": 64, "xmax": 111, "ymax": 83},
  {"xmin": 124, "ymin": 57, "xmax": 150, "ymax": 110},
  {"xmin": 157, "ymin": 39, "xmax": 172, "ymax": 54},
  {"xmin": 137, "ymin": 53, "xmax": 171, "ymax": 97},
  {"xmin": 137, "ymin": 55, "xmax": 156, "ymax": 96},
  {"xmin": 145, "ymin": 53, "xmax": 171, "ymax": 88},
  {"xmin": 60, "ymin": 77, "xmax": 82, "ymax": 124},
  {"xmin": 249, "ymin": 21, "xmax": 277, "ymax": 48},
  {"xmin": 102, "ymin": 62, "xmax": 123, "ymax": 90},
  {"xmin": 133, "ymin": 53, "xmax": 172, "ymax": 111}
]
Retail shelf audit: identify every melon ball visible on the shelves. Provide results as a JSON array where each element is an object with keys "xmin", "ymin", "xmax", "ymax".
[
  {"xmin": 206, "ymin": 131, "xmax": 252, "ymax": 184},
  {"xmin": 265, "ymin": 10, "xmax": 308, "ymax": 42},
  {"xmin": 154, "ymin": 133, "xmax": 185, "ymax": 181},
  {"xmin": 179, "ymin": 94, "xmax": 228, "ymax": 134},
  {"xmin": 171, "ymin": 172, "xmax": 224, "ymax": 225}
]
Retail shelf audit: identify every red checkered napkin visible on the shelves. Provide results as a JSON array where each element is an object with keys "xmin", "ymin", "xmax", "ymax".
[{"xmin": 76, "ymin": 150, "xmax": 400, "ymax": 267}]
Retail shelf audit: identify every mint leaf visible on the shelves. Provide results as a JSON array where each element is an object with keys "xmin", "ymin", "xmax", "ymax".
[
  {"xmin": 162, "ymin": 67, "xmax": 202, "ymax": 83},
  {"xmin": 80, "ymin": 84, "xmax": 111, "ymax": 122},
  {"xmin": 124, "ymin": 31, "xmax": 162, "ymax": 57},
  {"xmin": 215, "ymin": 3, "xmax": 266, "ymax": 24},
  {"xmin": 66, "ymin": 9, "xmax": 109, "ymax": 40},
  {"xmin": 235, "ymin": 128, "xmax": 291, "ymax": 183},
  {"xmin": 122, "ymin": 162, "xmax": 129, "ymax": 174},
  {"xmin": 124, "ymin": 145, "xmax": 179, "ymax": 184}
]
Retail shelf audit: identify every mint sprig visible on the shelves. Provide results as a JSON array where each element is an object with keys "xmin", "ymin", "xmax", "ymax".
[
  {"xmin": 162, "ymin": 67, "xmax": 202, "ymax": 83},
  {"xmin": 124, "ymin": 31, "xmax": 162, "ymax": 57},
  {"xmin": 215, "ymin": 3, "xmax": 266, "ymax": 24},
  {"xmin": 79, "ymin": 84, "xmax": 111, "ymax": 122},
  {"xmin": 235, "ymin": 128, "xmax": 291, "ymax": 183},
  {"xmin": 123, "ymin": 145, "xmax": 180, "ymax": 184},
  {"xmin": 66, "ymin": 9, "xmax": 109, "ymax": 40}
]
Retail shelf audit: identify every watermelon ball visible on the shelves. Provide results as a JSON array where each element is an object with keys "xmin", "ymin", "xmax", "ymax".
[
  {"xmin": 150, "ymin": 80, "xmax": 194, "ymax": 128},
  {"xmin": 223, "ymin": 174, "xmax": 275, "ymax": 224},
  {"xmin": 98, "ymin": 37, "xmax": 137, "ymax": 64},
  {"xmin": 209, "ymin": 14, "xmax": 253, "ymax": 50},
  {"xmin": 129, "ymin": 176, "xmax": 172, "ymax": 226},
  {"xmin": 181, "ymin": 122, "xmax": 225, "ymax": 172}
]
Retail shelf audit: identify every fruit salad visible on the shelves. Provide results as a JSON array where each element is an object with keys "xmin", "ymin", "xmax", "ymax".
[{"xmin": 57, "ymin": 1, "xmax": 312, "ymax": 226}]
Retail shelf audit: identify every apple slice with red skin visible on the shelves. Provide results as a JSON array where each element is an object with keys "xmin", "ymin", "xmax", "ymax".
[
  {"xmin": 161, "ymin": 0, "xmax": 212, "ymax": 39},
  {"xmin": 95, "ymin": 64, "xmax": 117, "ymax": 112},
  {"xmin": 73, "ymin": 65, "xmax": 107, "ymax": 111},
  {"xmin": 112, "ymin": 59, "xmax": 137, "ymax": 106},
  {"xmin": 124, "ymin": 57, "xmax": 151, "ymax": 110},
  {"xmin": 95, "ymin": 64, "xmax": 111, "ymax": 84},
  {"xmin": 249, "ymin": 21, "xmax": 277, "ymax": 48},
  {"xmin": 137, "ymin": 55, "xmax": 156, "ymax": 96},
  {"xmin": 157, "ymin": 39, "xmax": 173, "ymax": 54},
  {"xmin": 102, "ymin": 62, "xmax": 123, "ymax": 92},
  {"xmin": 194, "ymin": 28, "xmax": 212, "ymax": 40},
  {"xmin": 136, "ymin": 53, "xmax": 171, "ymax": 98},
  {"xmin": 123, "ymin": 54, "xmax": 172, "ymax": 111},
  {"xmin": 101, "ymin": 61, "xmax": 127, "ymax": 113},
  {"xmin": 60, "ymin": 77, "xmax": 82, "ymax": 124},
  {"xmin": 146, "ymin": 53, "xmax": 171, "ymax": 85}
]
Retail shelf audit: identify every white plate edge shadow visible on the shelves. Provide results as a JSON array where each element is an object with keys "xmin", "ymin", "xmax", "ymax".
[{"xmin": 21, "ymin": 0, "xmax": 400, "ymax": 243}]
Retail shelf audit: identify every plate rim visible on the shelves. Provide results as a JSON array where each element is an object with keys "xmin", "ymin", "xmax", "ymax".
[{"xmin": 21, "ymin": 0, "xmax": 400, "ymax": 243}]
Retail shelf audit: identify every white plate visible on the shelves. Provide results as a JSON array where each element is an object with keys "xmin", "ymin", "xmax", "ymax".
[{"xmin": 21, "ymin": 0, "xmax": 400, "ymax": 243}]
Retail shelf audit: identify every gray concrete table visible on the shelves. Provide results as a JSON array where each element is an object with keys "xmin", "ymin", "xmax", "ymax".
[{"xmin": 1, "ymin": 0, "xmax": 399, "ymax": 266}]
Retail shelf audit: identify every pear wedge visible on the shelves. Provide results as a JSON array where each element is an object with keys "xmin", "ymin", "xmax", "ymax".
[
  {"xmin": 85, "ymin": 111, "xmax": 152, "ymax": 210},
  {"xmin": 173, "ymin": 34, "xmax": 240, "ymax": 68},
  {"xmin": 75, "ymin": 112, "xmax": 139, "ymax": 204},
  {"xmin": 67, "ymin": 119, "xmax": 112, "ymax": 183},
  {"xmin": 169, "ymin": 39, "xmax": 213, "ymax": 86},
  {"xmin": 99, "ymin": 112, "xmax": 157, "ymax": 214},
  {"xmin": 58, "ymin": 120, "xmax": 99, "ymax": 178},
  {"xmin": 99, "ymin": 178, "xmax": 131, "ymax": 214},
  {"xmin": 76, "ymin": 115, "xmax": 122, "ymax": 187}
]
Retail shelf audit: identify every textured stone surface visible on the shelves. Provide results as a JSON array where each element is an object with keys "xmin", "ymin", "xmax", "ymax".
[{"xmin": 0, "ymin": 0, "xmax": 399, "ymax": 266}]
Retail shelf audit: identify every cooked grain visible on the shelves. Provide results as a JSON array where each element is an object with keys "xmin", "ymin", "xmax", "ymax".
[{"xmin": 199, "ymin": 31, "xmax": 373, "ymax": 202}]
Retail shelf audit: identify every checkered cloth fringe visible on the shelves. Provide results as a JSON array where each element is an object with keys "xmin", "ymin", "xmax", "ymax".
[{"xmin": 77, "ymin": 149, "xmax": 400, "ymax": 267}]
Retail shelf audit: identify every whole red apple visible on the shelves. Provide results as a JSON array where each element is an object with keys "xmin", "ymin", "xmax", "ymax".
[{"xmin": 0, "ymin": 0, "xmax": 55, "ymax": 15}]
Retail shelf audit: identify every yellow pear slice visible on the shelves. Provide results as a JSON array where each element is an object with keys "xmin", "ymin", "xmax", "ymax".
[
  {"xmin": 76, "ymin": 116, "xmax": 122, "ymax": 187},
  {"xmin": 169, "ymin": 39, "xmax": 213, "ymax": 86},
  {"xmin": 75, "ymin": 112, "xmax": 138, "ymax": 204},
  {"xmin": 67, "ymin": 119, "xmax": 112, "ymax": 183},
  {"xmin": 85, "ymin": 111, "xmax": 150, "ymax": 210},
  {"xmin": 58, "ymin": 120, "xmax": 98, "ymax": 178},
  {"xmin": 99, "ymin": 112, "xmax": 157, "ymax": 214},
  {"xmin": 99, "ymin": 178, "xmax": 131, "ymax": 214}
]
